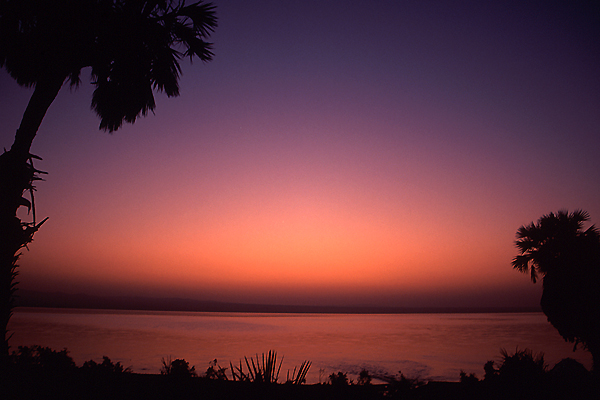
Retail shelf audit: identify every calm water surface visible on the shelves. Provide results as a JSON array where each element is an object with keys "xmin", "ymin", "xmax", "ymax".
[{"xmin": 9, "ymin": 308, "xmax": 592, "ymax": 382}]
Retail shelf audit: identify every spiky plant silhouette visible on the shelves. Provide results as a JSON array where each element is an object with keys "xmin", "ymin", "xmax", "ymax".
[{"xmin": 230, "ymin": 351, "xmax": 284, "ymax": 384}]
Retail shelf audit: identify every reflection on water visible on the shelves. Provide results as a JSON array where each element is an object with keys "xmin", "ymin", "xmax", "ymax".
[{"xmin": 8, "ymin": 308, "xmax": 592, "ymax": 382}]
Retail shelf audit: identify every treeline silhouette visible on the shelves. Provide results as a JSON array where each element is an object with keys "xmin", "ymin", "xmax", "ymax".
[{"xmin": 2, "ymin": 346, "xmax": 597, "ymax": 400}]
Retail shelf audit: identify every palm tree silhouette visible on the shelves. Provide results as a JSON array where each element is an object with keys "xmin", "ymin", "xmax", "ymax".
[
  {"xmin": 0, "ymin": 0, "xmax": 217, "ymax": 366},
  {"xmin": 513, "ymin": 210, "xmax": 600, "ymax": 373}
]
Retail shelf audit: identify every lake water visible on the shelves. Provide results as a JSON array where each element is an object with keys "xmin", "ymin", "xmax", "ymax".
[{"xmin": 8, "ymin": 307, "xmax": 592, "ymax": 383}]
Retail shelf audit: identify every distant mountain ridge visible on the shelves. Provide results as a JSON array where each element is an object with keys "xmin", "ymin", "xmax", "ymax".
[{"xmin": 14, "ymin": 289, "xmax": 541, "ymax": 314}]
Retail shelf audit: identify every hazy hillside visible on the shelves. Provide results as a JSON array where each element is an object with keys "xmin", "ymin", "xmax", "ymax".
[{"xmin": 15, "ymin": 289, "xmax": 540, "ymax": 314}]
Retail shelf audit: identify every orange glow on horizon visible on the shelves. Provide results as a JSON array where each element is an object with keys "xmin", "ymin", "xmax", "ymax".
[{"xmin": 5, "ymin": 0, "xmax": 598, "ymax": 310}]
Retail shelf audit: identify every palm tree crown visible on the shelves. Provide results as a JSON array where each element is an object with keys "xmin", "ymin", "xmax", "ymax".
[
  {"xmin": 0, "ymin": 0, "xmax": 217, "ymax": 133},
  {"xmin": 512, "ymin": 210, "xmax": 600, "ymax": 283}
]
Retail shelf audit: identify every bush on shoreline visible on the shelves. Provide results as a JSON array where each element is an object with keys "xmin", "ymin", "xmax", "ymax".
[{"xmin": 3, "ymin": 346, "xmax": 597, "ymax": 399}]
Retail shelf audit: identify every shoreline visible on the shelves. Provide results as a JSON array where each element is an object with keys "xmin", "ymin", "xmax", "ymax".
[
  {"xmin": 5, "ymin": 345, "xmax": 596, "ymax": 399},
  {"xmin": 4, "ymin": 370, "xmax": 594, "ymax": 400}
]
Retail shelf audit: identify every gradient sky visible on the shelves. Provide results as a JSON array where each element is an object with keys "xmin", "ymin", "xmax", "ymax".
[{"xmin": 1, "ymin": 0, "xmax": 599, "ymax": 308}]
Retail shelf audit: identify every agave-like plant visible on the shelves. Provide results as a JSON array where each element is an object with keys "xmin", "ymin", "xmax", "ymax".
[
  {"xmin": 229, "ymin": 350, "xmax": 312, "ymax": 384},
  {"xmin": 230, "ymin": 350, "xmax": 283, "ymax": 384},
  {"xmin": 286, "ymin": 360, "xmax": 311, "ymax": 384}
]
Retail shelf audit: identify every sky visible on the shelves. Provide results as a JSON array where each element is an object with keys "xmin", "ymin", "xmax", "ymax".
[{"xmin": 1, "ymin": 0, "xmax": 599, "ymax": 308}]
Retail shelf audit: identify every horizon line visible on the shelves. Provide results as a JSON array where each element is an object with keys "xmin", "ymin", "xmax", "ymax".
[{"xmin": 15, "ymin": 289, "xmax": 541, "ymax": 314}]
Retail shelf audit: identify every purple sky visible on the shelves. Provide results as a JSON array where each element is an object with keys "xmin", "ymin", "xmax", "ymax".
[{"xmin": 1, "ymin": 0, "xmax": 599, "ymax": 307}]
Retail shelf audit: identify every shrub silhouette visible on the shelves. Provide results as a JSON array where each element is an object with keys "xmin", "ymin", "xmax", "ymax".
[
  {"xmin": 548, "ymin": 358, "xmax": 592, "ymax": 397},
  {"xmin": 205, "ymin": 359, "xmax": 228, "ymax": 380},
  {"xmin": 328, "ymin": 371, "xmax": 349, "ymax": 386},
  {"xmin": 161, "ymin": 356, "xmax": 196, "ymax": 378},
  {"xmin": 483, "ymin": 360, "xmax": 498, "ymax": 381},
  {"xmin": 10, "ymin": 345, "xmax": 76, "ymax": 376},
  {"xmin": 483, "ymin": 350, "xmax": 597, "ymax": 399},
  {"xmin": 357, "ymin": 369, "xmax": 372, "ymax": 385},
  {"xmin": 82, "ymin": 356, "xmax": 131, "ymax": 375},
  {"xmin": 497, "ymin": 348, "xmax": 547, "ymax": 382},
  {"xmin": 483, "ymin": 348, "xmax": 547, "ymax": 399},
  {"xmin": 380, "ymin": 371, "xmax": 423, "ymax": 398},
  {"xmin": 549, "ymin": 357, "xmax": 589, "ymax": 381},
  {"xmin": 459, "ymin": 370, "xmax": 479, "ymax": 384}
]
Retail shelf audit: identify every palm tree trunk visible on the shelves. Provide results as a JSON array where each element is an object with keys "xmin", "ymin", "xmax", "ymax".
[
  {"xmin": 589, "ymin": 341, "xmax": 600, "ymax": 381},
  {"xmin": 11, "ymin": 77, "xmax": 66, "ymax": 155},
  {"xmin": 0, "ymin": 75, "xmax": 64, "ymax": 369}
]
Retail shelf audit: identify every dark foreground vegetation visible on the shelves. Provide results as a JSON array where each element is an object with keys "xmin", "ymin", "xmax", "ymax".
[{"xmin": 2, "ymin": 346, "xmax": 598, "ymax": 400}]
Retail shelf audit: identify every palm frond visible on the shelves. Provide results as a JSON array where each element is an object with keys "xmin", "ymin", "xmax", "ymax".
[
  {"xmin": 513, "ymin": 210, "xmax": 598, "ymax": 283},
  {"xmin": 88, "ymin": 1, "xmax": 216, "ymax": 131},
  {"xmin": 181, "ymin": 1, "xmax": 218, "ymax": 37},
  {"xmin": 511, "ymin": 254, "xmax": 537, "ymax": 283}
]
